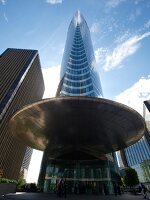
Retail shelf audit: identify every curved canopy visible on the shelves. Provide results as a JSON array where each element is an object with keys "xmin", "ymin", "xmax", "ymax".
[{"xmin": 9, "ymin": 96, "xmax": 146, "ymax": 159}]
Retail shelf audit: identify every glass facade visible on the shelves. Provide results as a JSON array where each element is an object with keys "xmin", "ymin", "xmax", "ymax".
[
  {"xmin": 43, "ymin": 159, "xmax": 118, "ymax": 195},
  {"xmin": 38, "ymin": 11, "xmax": 119, "ymax": 195},
  {"xmin": 124, "ymin": 136, "xmax": 150, "ymax": 166},
  {"xmin": 121, "ymin": 102, "xmax": 150, "ymax": 183},
  {"xmin": 132, "ymin": 160, "xmax": 150, "ymax": 188},
  {"xmin": 123, "ymin": 104, "xmax": 150, "ymax": 167},
  {"xmin": 39, "ymin": 152, "xmax": 119, "ymax": 194},
  {"xmin": 144, "ymin": 101, "xmax": 150, "ymax": 147},
  {"xmin": 56, "ymin": 10, "xmax": 103, "ymax": 97}
]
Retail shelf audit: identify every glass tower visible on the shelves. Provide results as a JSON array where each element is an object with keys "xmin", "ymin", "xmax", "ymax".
[
  {"xmin": 124, "ymin": 137, "xmax": 150, "ymax": 166},
  {"xmin": 56, "ymin": 10, "xmax": 103, "ymax": 97},
  {"xmin": 39, "ymin": 11, "xmax": 119, "ymax": 195},
  {"xmin": 120, "ymin": 102, "xmax": 150, "ymax": 183}
]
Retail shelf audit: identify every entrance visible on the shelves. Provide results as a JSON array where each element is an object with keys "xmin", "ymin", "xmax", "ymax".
[{"xmin": 42, "ymin": 159, "xmax": 117, "ymax": 194}]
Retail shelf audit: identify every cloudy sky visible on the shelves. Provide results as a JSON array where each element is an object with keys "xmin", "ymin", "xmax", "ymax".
[{"xmin": 1, "ymin": 0, "xmax": 150, "ymax": 183}]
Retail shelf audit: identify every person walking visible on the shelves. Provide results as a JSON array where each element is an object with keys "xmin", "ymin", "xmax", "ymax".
[
  {"xmin": 63, "ymin": 179, "xmax": 67, "ymax": 198},
  {"xmin": 141, "ymin": 183, "xmax": 147, "ymax": 199},
  {"xmin": 57, "ymin": 177, "xmax": 64, "ymax": 197}
]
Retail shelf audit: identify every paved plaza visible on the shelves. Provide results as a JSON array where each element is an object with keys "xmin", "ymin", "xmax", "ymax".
[{"xmin": 0, "ymin": 193, "xmax": 146, "ymax": 200}]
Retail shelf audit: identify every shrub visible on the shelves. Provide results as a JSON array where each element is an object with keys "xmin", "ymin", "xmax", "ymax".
[{"xmin": 0, "ymin": 178, "xmax": 17, "ymax": 184}]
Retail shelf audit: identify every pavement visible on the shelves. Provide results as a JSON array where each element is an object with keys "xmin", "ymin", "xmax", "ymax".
[{"xmin": 0, "ymin": 192, "xmax": 146, "ymax": 200}]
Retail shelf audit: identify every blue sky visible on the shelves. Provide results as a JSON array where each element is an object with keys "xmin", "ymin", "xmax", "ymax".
[{"xmin": 1, "ymin": 0, "xmax": 150, "ymax": 182}]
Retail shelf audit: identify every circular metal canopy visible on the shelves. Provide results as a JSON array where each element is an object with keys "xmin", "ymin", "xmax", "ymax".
[{"xmin": 9, "ymin": 96, "xmax": 146, "ymax": 159}]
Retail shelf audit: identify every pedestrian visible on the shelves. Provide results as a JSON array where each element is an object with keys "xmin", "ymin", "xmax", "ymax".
[
  {"xmin": 117, "ymin": 184, "xmax": 121, "ymax": 195},
  {"xmin": 143, "ymin": 187, "xmax": 148, "ymax": 199},
  {"xmin": 113, "ymin": 183, "xmax": 117, "ymax": 196},
  {"xmin": 141, "ymin": 183, "xmax": 147, "ymax": 199},
  {"xmin": 58, "ymin": 177, "xmax": 64, "ymax": 197},
  {"xmin": 63, "ymin": 179, "xmax": 67, "ymax": 198},
  {"xmin": 74, "ymin": 183, "xmax": 78, "ymax": 194}
]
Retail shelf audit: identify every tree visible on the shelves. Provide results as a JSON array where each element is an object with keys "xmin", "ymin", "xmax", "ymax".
[
  {"xmin": 123, "ymin": 168, "xmax": 139, "ymax": 187},
  {"xmin": 17, "ymin": 178, "xmax": 26, "ymax": 190}
]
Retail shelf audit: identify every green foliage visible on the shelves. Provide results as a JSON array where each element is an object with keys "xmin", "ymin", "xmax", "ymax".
[
  {"xmin": 121, "ymin": 177, "xmax": 125, "ymax": 186},
  {"xmin": 123, "ymin": 168, "xmax": 139, "ymax": 187},
  {"xmin": 0, "ymin": 177, "xmax": 26, "ymax": 191},
  {"xmin": 17, "ymin": 178, "xmax": 26, "ymax": 189},
  {"xmin": 0, "ymin": 178, "xmax": 17, "ymax": 184}
]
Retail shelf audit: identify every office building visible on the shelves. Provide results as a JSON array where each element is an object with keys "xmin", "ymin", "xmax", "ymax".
[
  {"xmin": 144, "ymin": 100, "xmax": 150, "ymax": 146},
  {"xmin": 123, "ymin": 137, "xmax": 150, "ymax": 167},
  {"xmin": 39, "ymin": 11, "xmax": 117, "ymax": 194},
  {"xmin": 19, "ymin": 147, "xmax": 33, "ymax": 179},
  {"xmin": 56, "ymin": 10, "xmax": 103, "ymax": 97},
  {"xmin": 36, "ymin": 11, "xmax": 144, "ymax": 194},
  {"xmin": 0, "ymin": 48, "xmax": 44, "ymax": 180},
  {"xmin": 120, "ymin": 101, "xmax": 150, "ymax": 183},
  {"xmin": 9, "ymin": 11, "xmax": 146, "ymax": 195}
]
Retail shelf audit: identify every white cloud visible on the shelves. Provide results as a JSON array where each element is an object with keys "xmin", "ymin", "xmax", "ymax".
[
  {"xmin": 115, "ymin": 76, "xmax": 150, "ymax": 115},
  {"xmin": 90, "ymin": 22, "xmax": 99, "ymax": 33},
  {"xmin": 95, "ymin": 47, "xmax": 108, "ymax": 64},
  {"xmin": 114, "ymin": 31, "xmax": 131, "ymax": 44},
  {"xmin": 105, "ymin": 0, "xmax": 125, "ymax": 8},
  {"xmin": 1, "ymin": 0, "xmax": 6, "ymax": 5},
  {"xmin": 46, "ymin": 0, "xmax": 63, "ymax": 4},
  {"xmin": 42, "ymin": 65, "xmax": 60, "ymax": 98},
  {"xmin": 103, "ymin": 32, "xmax": 150, "ymax": 71}
]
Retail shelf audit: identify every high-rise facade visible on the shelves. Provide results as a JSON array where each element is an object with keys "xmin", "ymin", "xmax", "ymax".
[
  {"xmin": 56, "ymin": 10, "xmax": 103, "ymax": 97},
  {"xmin": 19, "ymin": 147, "xmax": 33, "ymax": 179},
  {"xmin": 0, "ymin": 48, "xmax": 44, "ymax": 180},
  {"xmin": 120, "ymin": 102, "xmax": 150, "ymax": 183},
  {"xmin": 39, "ymin": 11, "xmax": 118, "ymax": 194},
  {"xmin": 123, "ymin": 136, "xmax": 150, "ymax": 167}
]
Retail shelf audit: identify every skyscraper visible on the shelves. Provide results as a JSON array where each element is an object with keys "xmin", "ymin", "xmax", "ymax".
[
  {"xmin": 56, "ymin": 10, "xmax": 103, "ymax": 97},
  {"xmin": 120, "ymin": 102, "xmax": 150, "ymax": 183},
  {"xmin": 38, "ymin": 11, "xmax": 118, "ymax": 194},
  {"xmin": 0, "ymin": 48, "xmax": 44, "ymax": 180},
  {"xmin": 19, "ymin": 147, "xmax": 33, "ymax": 179},
  {"xmin": 144, "ymin": 101, "xmax": 150, "ymax": 148},
  {"xmin": 123, "ymin": 136, "xmax": 150, "ymax": 167},
  {"xmin": 9, "ymin": 11, "xmax": 145, "ymax": 195}
]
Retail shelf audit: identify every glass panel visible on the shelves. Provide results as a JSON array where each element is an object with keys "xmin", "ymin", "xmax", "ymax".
[{"xmin": 43, "ymin": 159, "xmax": 119, "ymax": 195}]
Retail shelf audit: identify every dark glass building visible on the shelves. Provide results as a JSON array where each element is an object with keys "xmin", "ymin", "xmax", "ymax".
[
  {"xmin": 38, "ymin": 11, "xmax": 118, "ymax": 195},
  {"xmin": 0, "ymin": 48, "xmax": 44, "ymax": 180},
  {"xmin": 120, "ymin": 102, "xmax": 150, "ymax": 183}
]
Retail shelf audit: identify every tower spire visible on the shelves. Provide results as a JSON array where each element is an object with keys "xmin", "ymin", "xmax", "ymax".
[
  {"xmin": 74, "ymin": 9, "xmax": 81, "ymax": 25},
  {"xmin": 77, "ymin": 9, "xmax": 80, "ymax": 23}
]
